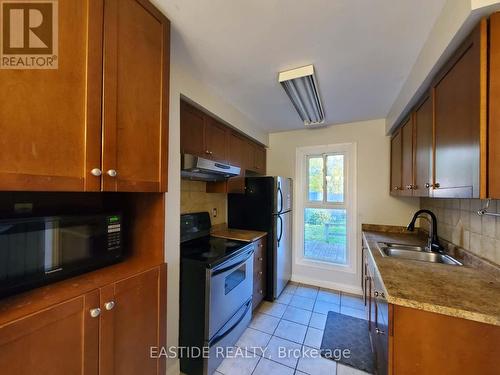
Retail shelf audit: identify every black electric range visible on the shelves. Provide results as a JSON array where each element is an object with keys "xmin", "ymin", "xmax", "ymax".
[
  {"xmin": 179, "ymin": 212, "xmax": 255, "ymax": 375},
  {"xmin": 181, "ymin": 236, "xmax": 250, "ymax": 267}
]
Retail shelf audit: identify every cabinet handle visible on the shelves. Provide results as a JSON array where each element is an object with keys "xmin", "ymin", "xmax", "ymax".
[
  {"xmin": 375, "ymin": 327, "xmax": 385, "ymax": 335},
  {"xmin": 104, "ymin": 301, "xmax": 115, "ymax": 311},
  {"xmin": 107, "ymin": 169, "xmax": 118, "ymax": 177},
  {"xmin": 91, "ymin": 168, "xmax": 102, "ymax": 177},
  {"xmin": 90, "ymin": 307, "xmax": 101, "ymax": 318}
]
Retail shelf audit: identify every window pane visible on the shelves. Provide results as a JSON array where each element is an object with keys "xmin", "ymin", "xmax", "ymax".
[
  {"xmin": 304, "ymin": 208, "xmax": 347, "ymax": 264},
  {"xmin": 308, "ymin": 157, "xmax": 323, "ymax": 202},
  {"xmin": 326, "ymin": 154, "xmax": 344, "ymax": 202}
]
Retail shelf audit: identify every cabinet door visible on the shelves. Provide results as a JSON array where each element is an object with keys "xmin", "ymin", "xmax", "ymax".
[
  {"xmin": 205, "ymin": 119, "xmax": 228, "ymax": 162},
  {"xmin": 0, "ymin": 0, "xmax": 103, "ymax": 192},
  {"xmin": 228, "ymin": 133, "xmax": 246, "ymax": 167},
  {"xmin": 413, "ymin": 96, "xmax": 433, "ymax": 197},
  {"xmin": 102, "ymin": 0, "xmax": 169, "ymax": 192},
  {"xmin": 180, "ymin": 101, "xmax": 206, "ymax": 157},
  {"xmin": 433, "ymin": 20, "xmax": 486, "ymax": 198},
  {"xmin": 401, "ymin": 117, "xmax": 414, "ymax": 197},
  {"xmin": 0, "ymin": 291, "xmax": 100, "ymax": 375},
  {"xmin": 488, "ymin": 13, "xmax": 500, "ymax": 198},
  {"xmin": 390, "ymin": 130, "xmax": 402, "ymax": 195},
  {"xmin": 100, "ymin": 266, "xmax": 166, "ymax": 375},
  {"xmin": 253, "ymin": 145, "xmax": 266, "ymax": 174}
]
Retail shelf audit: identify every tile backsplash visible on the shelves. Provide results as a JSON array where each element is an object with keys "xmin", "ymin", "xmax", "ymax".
[
  {"xmin": 420, "ymin": 198, "xmax": 500, "ymax": 265},
  {"xmin": 181, "ymin": 180, "xmax": 227, "ymax": 225}
]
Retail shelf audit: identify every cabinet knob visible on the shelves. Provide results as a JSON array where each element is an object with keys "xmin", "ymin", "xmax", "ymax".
[
  {"xmin": 107, "ymin": 169, "xmax": 118, "ymax": 177},
  {"xmin": 104, "ymin": 301, "xmax": 115, "ymax": 311},
  {"xmin": 405, "ymin": 185, "xmax": 413, "ymax": 190},
  {"xmin": 434, "ymin": 182, "xmax": 440, "ymax": 189},
  {"xmin": 259, "ymin": 271, "xmax": 263, "ymax": 275},
  {"xmin": 91, "ymin": 168, "xmax": 102, "ymax": 177},
  {"xmin": 425, "ymin": 183, "xmax": 431, "ymax": 188},
  {"xmin": 258, "ymin": 243, "xmax": 263, "ymax": 248},
  {"xmin": 90, "ymin": 307, "xmax": 101, "ymax": 318},
  {"xmin": 393, "ymin": 186, "xmax": 400, "ymax": 191},
  {"xmin": 259, "ymin": 257, "xmax": 263, "ymax": 261},
  {"xmin": 375, "ymin": 327, "xmax": 385, "ymax": 335},
  {"xmin": 205, "ymin": 150, "xmax": 213, "ymax": 155},
  {"xmin": 374, "ymin": 291, "xmax": 379, "ymax": 297},
  {"xmin": 259, "ymin": 290, "xmax": 263, "ymax": 294}
]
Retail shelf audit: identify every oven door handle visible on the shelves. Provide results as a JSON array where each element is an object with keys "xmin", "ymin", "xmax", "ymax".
[
  {"xmin": 211, "ymin": 248, "xmax": 254, "ymax": 277},
  {"xmin": 208, "ymin": 299, "xmax": 252, "ymax": 347}
]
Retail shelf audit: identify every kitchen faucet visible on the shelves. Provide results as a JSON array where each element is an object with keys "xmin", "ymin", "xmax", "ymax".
[{"xmin": 406, "ymin": 209, "xmax": 444, "ymax": 252}]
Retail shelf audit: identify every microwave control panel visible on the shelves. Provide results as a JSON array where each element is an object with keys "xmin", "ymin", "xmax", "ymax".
[{"xmin": 107, "ymin": 215, "xmax": 122, "ymax": 251}]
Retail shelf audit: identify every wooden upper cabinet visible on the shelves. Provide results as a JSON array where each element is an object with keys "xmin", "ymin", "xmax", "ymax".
[
  {"xmin": 488, "ymin": 13, "xmax": 500, "ymax": 198},
  {"xmin": 390, "ymin": 130, "xmax": 402, "ymax": 195},
  {"xmin": 0, "ymin": 291, "xmax": 100, "ymax": 375},
  {"xmin": 253, "ymin": 145, "xmax": 267, "ymax": 174},
  {"xmin": 102, "ymin": 0, "xmax": 169, "ymax": 192},
  {"xmin": 433, "ymin": 19, "xmax": 486, "ymax": 198},
  {"xmin": 413, "ymin": 96, "xmax": 433, "ymax": 197},
  {"xmin": 100, "ymin": 266, "xmax": 166, "ymax": 375},
  {"xmin": 0, "ymin": 0, "xmax": 104, "ymax": 192},
  {"xmin": 228, "ymin": 132, "xmax": 246, "ymax": 168},
  {"xmin": 180, "ymin": 101, "xmax": 205, "ymax": 156},
  {"xmin": 401, "ymin": 117, "xmax": 414, "ymax": 197},
  {"xmin": 205, "ymin": 119, "xmax": 228, "ymax": 162}
]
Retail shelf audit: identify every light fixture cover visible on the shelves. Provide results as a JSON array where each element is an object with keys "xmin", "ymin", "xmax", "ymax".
[{"xmin": 279, "ymin": 65, "xmax": 325, "ymax": 127}]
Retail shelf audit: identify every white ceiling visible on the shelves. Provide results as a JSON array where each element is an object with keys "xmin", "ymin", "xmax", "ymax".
[{"xmin": 157, "ymin": 0, "xmax": 447, "ymax": 133}]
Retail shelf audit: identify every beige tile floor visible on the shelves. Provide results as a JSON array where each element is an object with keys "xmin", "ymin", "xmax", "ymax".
[{"xmin": 216, "ymin": 283, "xmax": 371, "ymax": 375}]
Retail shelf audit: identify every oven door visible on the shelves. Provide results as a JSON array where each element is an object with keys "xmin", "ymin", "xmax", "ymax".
[{"xmin": 207, "ymin": 244, "xmax": 254, "ymax": 339}]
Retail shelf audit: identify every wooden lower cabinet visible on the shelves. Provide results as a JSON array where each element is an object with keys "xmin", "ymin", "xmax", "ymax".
[
  {"xmin": 252, "ymin": 236, "xmax": 267, "ymax": 309},
  {"xmin": 0, "ymin": 291, "xmax": 100, "ymax": 375},
  {"xmin": 363, "ymin": 249, "xmax": 500, "ymax": 374},
  {"xmin": 99, "ymin": 266, "xmax": 166, "ymax": 375},
  {"xmin": 0, "ymin": 265, "xmax": 166, "ymax": 375}
]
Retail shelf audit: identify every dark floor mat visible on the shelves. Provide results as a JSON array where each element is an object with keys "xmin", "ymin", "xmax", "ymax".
[{"xmin": 320, "ymin": 311, "xmax": 375, "ymax": 374}]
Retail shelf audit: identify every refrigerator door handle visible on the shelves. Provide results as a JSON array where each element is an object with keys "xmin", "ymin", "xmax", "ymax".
[
  {"xmin": 277, "ymin": 214, "xmax": 283, "ymax": 247},
  {"xmin": 277, "ymin": 183, "xmax": 283, "ymax": 214}
]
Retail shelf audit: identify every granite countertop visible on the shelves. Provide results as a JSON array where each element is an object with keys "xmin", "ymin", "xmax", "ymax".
[
  {"xmin": 211, "ymin": 228, "xmax": 267, "ymax": 242},
  {"xmin": 362, "ymin": 226, "xmax": 500, "ymax": 326}
]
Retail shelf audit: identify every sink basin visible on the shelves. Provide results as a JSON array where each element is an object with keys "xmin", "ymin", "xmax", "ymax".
[
  {"xmin": 378, "ymin": 242, "xmax": 462, "ymax": 266},
  {"xmin": 379, "ymin": 242, "xmax": 427, "ymax": 252}
]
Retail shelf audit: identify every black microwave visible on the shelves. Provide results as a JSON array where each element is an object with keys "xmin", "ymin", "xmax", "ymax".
[{"xmin": 0, "ymin": 213, "xmax": 124, "ymax": 298}]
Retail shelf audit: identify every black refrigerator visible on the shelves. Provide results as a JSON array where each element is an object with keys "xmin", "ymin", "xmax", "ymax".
[{"xmin": 228, "ymin": 176, "xmax": 293, "ymax": 300}]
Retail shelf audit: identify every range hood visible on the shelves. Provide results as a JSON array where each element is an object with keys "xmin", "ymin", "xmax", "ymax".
[{"xmin": 181, "ymin": 154, "xmax": 241, "ymax": 182}]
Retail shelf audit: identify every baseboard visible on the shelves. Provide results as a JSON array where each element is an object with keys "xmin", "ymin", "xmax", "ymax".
[{"xmin": 291, "ymin": 275, "xmax": 363, "ymax": 296}]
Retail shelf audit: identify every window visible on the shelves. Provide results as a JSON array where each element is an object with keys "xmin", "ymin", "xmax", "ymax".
[{"xmin": 296, "ymin": 143, "xmax": 356, "ymax": 269}]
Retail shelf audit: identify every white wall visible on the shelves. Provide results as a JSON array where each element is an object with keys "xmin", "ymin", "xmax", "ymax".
[
  {"xmin": 164, "ymin": 29, "xmax": 268, "ymax": 375},
  {"xmin": 267, "ymin": 119, "xmax": 419, "ymax": 293}
]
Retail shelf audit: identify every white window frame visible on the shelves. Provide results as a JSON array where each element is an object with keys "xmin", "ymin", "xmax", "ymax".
[{"xmin": 295, "ymin": 143, "xmax": 357, "ymax": 274}]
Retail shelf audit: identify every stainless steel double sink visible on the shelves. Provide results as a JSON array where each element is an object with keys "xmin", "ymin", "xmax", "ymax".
[{"xmin": 378, "ymin": 242, "xmax": 462, "ymax": 266}]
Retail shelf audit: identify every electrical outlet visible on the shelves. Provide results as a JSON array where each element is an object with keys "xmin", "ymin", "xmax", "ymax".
[{"xmin": 212, "ymin": 208, "xmax": 218, "ymax": 218}]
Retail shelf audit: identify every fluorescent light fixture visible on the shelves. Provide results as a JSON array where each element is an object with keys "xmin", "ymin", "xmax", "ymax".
[{"xmin": 279, "ymin": 65, "xmax": 325, "ymax": 127}]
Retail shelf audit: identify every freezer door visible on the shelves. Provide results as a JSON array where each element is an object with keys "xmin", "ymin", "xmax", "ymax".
[
  {"xmin": 275, "ymin": 177, "xmax": 293, "ymax": 214},
  {"xmin": 273, "ymin": 211, "xmax": 293, "ymax": 298}
]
